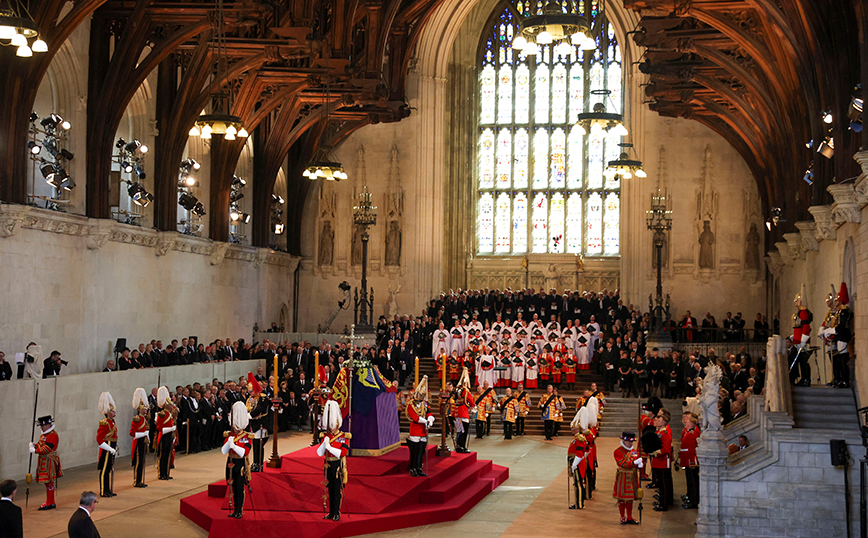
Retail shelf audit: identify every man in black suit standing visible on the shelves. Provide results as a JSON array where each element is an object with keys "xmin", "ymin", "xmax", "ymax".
[
  {"xmin": 68, "ymin": 491, "xmax": 101, "ymax": 538},
  {"xmin": 42, "ymin": 351, "xmax": 66, "ymax": 378},
  {"xmin": 0, "ymin": 479, "xmax": 23, "ymax": 538}
]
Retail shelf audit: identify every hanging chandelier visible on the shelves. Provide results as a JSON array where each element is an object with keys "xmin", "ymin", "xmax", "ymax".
[
  {"xmin": 303, "ymin": 35, "xmax": 347, "ymax": 181},
  {"xmin": 512, "ymin": 1, "xmax": 596, "ymax": 56},
  {"xmin": 576, "ymin": 89, "xmax": 628, "ymax": 136},
  {"xmin": 187, "ymin": 0, "xmax": 247, "ymax": 141},
  {"xmin": 0, "ymin": 2, "xmax": 47, "ymax": 58},
  {"xmin": 606, "ymin": 143, "xmax": 646, "ymax": 179}
]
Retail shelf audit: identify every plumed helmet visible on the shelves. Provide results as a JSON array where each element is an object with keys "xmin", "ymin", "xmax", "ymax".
[
  {"xmin": 248, "ymin": 372, "xmax": 262, "ymax": 395},
  {"xmin": 794, "ymin": 283, "xmax": 808, "ymax": 308},
  {"xmin": 323, "ymin": 399, "xmax": 343, "ymax": 432},
  {"xmin": 837, "ymin": 282, "xmax": 850, "ymax": 306},
  {"xmin": 98, "ymin": 391, "xmax": 116, "ymax": 415},
  {"xmin": 157, "ymin": 386, "xmax": 171, "ymax": 407},
  {"xmin": 586, "ymin": 396, "xmax": 599, "ymax": 428},
  {"xmin": 413, "ymin": 375, "xmax": 429, "ymax": 402},
  {"xmin": 231, "ymin": 401, "xmax": 249, "ymax": 431},
  {"xmin": 570, "ymin": 407, "xmax": 585, "ymax": 430},
  {"xmin": 132, "ymin": 388, "xmax": 148, "ymax": 411},
  {"xmin": 457, "ymin": 366, "xmax": 471, "ymax": 390}
]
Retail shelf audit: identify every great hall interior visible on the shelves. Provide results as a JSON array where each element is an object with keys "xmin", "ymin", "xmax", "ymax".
[{"xmin": 0, "ymin": 1, "xmax": 866, "ymax": 537}]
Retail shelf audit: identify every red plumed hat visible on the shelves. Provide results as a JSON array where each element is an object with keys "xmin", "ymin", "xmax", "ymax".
[
  {"xmin": 248, "ymin": 372, "xmax": 262, "ymax": 395},
  {"xmin": 837, "ymin": 283, "xmax": 850, "ymax": 305}
]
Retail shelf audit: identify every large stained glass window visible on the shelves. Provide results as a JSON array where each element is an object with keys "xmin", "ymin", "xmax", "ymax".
[{"xmin": 475, "ymin": 1, "xmax": 621, "ymax": 256}]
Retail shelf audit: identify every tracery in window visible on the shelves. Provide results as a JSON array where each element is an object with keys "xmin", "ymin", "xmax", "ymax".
[{"xmin": 476, "ymin": 1, "xmax": 621, "ymax": 256}]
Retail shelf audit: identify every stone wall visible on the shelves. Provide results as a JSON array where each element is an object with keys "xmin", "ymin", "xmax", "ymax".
[
  {"xmin": 0, "ymin": 360, "xmax": 264, "ymax": 481},
  {"xmin": 699, "ymin": 395, "xmax": 860, "ymax": 538},
  {"xmin": 0, "ymin": 204, "xmax": 298, "ymax": 375}
]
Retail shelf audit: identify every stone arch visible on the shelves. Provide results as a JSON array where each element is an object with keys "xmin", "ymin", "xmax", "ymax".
[
  {"xmin": 278, "ymin": 302, "xmax": 290, "ymax": 332},
  {"xmin": 843, "ymin": 236, "xmax": 856, "ymax": 303}
]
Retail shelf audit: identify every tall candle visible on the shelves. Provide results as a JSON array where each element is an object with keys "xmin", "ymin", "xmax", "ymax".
[
  {"xmin": 314, "ymin": 350, "xmax": 320, "ymax": 388},
  {"xmin": 414, "ymin": 357, "xmax": 419, "ymax": 388},
  {"xmin": 441, "ymin": 354, "xmax": 446, "ymax": 391},
  {"xmin": 273, "ymin": 353, "xmax": 278, "ymax": 392}
]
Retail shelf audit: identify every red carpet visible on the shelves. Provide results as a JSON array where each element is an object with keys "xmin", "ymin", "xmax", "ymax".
[{"xmin": 180, "ymin": 445, "xmax": 509, "ymax": 538}]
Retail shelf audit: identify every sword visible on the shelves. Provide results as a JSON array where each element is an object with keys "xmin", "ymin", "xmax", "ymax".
[{"xmin": 566, "ymin": 457, "xmax": 571, "ymax": 508}]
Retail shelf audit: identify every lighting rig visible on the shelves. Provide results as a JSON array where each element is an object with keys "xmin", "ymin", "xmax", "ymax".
[{"xmin": 27, "ymin": 111, "xmax": 74, "ymax": 209}]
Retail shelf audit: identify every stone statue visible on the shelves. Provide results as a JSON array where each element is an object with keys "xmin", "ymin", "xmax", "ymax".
[
  {"xmin": 385, "ymin": 220, "xmax": 402, "ymax": 266},
  {"xmin": 318, "ymin": 221, "xmax": 334, "ymax": 266},
  {"xmin": 700, "ymin": 364, "xmax": 722, "ymax": 432},
  {"xmin": 544, "ymin": 264, "xmax": 560, "ymax": 291},
  {"xmin": 745, "ymin": 223, "xmax": 760, "ymax": 270},
  {"xmin": 351, "ymin": 225, "xmax": 363, "ymax": 266},
  {"xmin": 698, "ymin": 220, "xmax": 715, "ymax": 269},
  {"xmin": 387, "ymin": 283, "xmax": 401, "ymax": 318}
]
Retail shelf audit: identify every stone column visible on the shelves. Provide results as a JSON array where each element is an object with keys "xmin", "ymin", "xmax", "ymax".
[{"xmin": 695, "ymin": 429, "xmax": 728, "ymax": 538}]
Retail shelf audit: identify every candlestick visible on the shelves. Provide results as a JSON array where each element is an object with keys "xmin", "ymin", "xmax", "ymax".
[
  {"xmin": 414, "ymin": 357, "xmax": 419, "ymax": 388},
  {"xmin": 441, "ymin": 353, "xmax": 446, "ymax": 391},
  {"xmin": 273, "ymin": 353, "xmax": 278, "ymax": 391},
  {"xmin": 314, "ymin": 350, "xmax": 320, "ymax": 388}
]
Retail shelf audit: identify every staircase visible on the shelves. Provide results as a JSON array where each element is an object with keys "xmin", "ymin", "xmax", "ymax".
[
  {"xmin": 595, "ymin": 397, "xmax": 683, "ymax": 437},
  {"xmin": 791, "ymin": 386, "xmax": 860, "ymax": 431}
]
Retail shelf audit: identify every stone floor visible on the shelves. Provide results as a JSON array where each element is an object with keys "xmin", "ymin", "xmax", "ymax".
[{"xmin": 18, "ymin": 430, "xmax": 696, "ymax": 538}]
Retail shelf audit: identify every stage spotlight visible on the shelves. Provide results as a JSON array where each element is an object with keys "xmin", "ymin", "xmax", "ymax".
[
  {"xmin": 274, "ymin": 223, "xmax": 285, "ymax": 235},
  {"xmin": 803, "ymin": 168, "xmax": 813, "ymax": 185},
  {"xmin": 179, "ymin": 192, "xmax": 199, "ymax": 210},
  {"xmin": 230, "ymin": 190, "xmax": 244, "ymax": 202},
  {"xmin": 230, "ymin": 210, "xmax": 241, "ymax": 222},
  {"xmin": 817, "ymin": 137, "xmax": 834, "ymax": 159},
  {"xmin": 29, "ymin": 111, "xmax": 38, "ymax": 123},
  {"xmin": 40, "ymin": 164, "xmax": 56, "ymax": 180},
  {"xmin": 271, "ymin": 193, "xmax": 285, "ymax": 204},
  {"xmin": 115, "ymin": 138, "xmax": 126, "ymax": 150},
  {"xmin": 180, "ymin": 158, "xmax": 201, "ymax": 172},
  {"xmin": 240, "ymin": 212, "xmax": 251, "ymax": 224},
  {"xmin": 134, "ymin": 163, "xmax": 146, "ymax": 179},
  {"xmin": 180, "ymin": 174, "xmax": 196, "ymax": 186},
  {"xmin": 50, "ymin": 168, "xmax": 69, "ymax": 188},
  {"xmin": 822, "ymin": 110, "xmax": 833, "ymax": 124},
  {"xmin": 192, "ymin": 202, "xmax": 206, "ymax": 216},
  {"xmin": 848, "ymin": 97, "xmax": 863, "ymax": 121},
  {"xmin": 40, "ymin": 114, "xmax": 64, "ymax": 130},
  {"xmin": 60, "ymin": 176, "xmax": 75, "ymax": 191},
  {"xmin": 60, "ymin": 148, "xmax": 74, "ymax": 161},
  {"xmin": 231, "ymin": 176, "xmax": 247, "ymax": 188},
  {"xmin": 124, "ymin": 140, "xmax": 142, "ymax": 153},
  {"xmin": 128, "ymin": 182, "xmax": 153, "ymax": 207},
  {"xmin": 27, "ymin": 141, "xmax": 41, "ymax": 154},
  {"xmin": 121, "ymin": 160, "xmax": 133, "ymax": 173}
]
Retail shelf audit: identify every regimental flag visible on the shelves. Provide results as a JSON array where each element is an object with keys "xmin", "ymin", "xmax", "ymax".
[{"xmin": 331, "ymin": 367, "xmax": 350, "ymax": 418}]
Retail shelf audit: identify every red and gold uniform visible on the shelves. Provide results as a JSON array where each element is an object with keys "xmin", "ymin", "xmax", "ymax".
[
  {"xmin": 538, "ymin": 389, "xmax": 559, "ymax": 440},
  {"xmin": 499, "ymin": 392, "xmax": 520, "ymax": 439},
  {"xmin": 680, "ymin": 422, "xmax": 701, "ymax": 508},
  {"xmin": 568, "ymin": 431, "xmax": 589, "ymax": 508},
  {"xmin": 448, "ymin": 352, "xmax": 461, "ymax": 381},
  {"xmin": 451, "ymin": 381, "xmax": 476, "ymax": 453},
  {"xmin": 551, "ymin": 353, "xmax": 563, "ymax": 385},
  {"xmin": 515, "ymin": 388, "xmax": 531, "ymax": 436},
  {"xmin": 96, "ymin": 417, "xmax": 118, "ymax": 497},
  {"xmin": 155, "ymin": 387, "xmax": 177, "ymax": 481},
  {"xmin": 650, "ymin": 423, "xmax": 673, "ymax": 509},
  {"xmin": 31, "ymin": 416, "xmax": 61, "ymax": 510},
  {"xmin": 637, "ymin": 414, "xmax": 654, "ymax": 479},
  {"xmin": 613, "ymin": 434, "xmax": 642, "ymax": 525},
  {"xmin": 538, "ymin": 352, "xmax": 552, "ymax": 382},
  {"xmin": 406, "ymin": 393, "xmax": 434, "ymax": 476},
  {"xmin": 130, "ymin": 413, "xmax": 149, "ymax": 487},
  {"xmin": 223, "ymin": 429, "xmax": 253, "ymax": 518},
  {"xmin": 318, "ymin": 427, "xmax": 351, "ymax": 520}
]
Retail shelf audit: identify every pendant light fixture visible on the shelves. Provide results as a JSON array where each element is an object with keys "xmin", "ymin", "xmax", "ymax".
[
  {"xmin": 303, "ymin": 38, "xmax": 347, "ymax": 181},
  {"xmin": 0, "ymin": 2, "xmax": 48, "ymax": 58}
]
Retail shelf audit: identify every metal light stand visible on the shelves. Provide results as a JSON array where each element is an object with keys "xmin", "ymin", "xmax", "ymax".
[
  {"xmin": 353, "ymin": 187, "xmax": 377, "ymax": 331},
  {"xmin": 645, "ymin": 189, "xmax": 673, "ymax": 343}
]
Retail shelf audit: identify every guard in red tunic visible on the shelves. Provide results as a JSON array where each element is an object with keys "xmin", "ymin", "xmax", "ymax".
[
  {"xmin": 790, "ymin": 283, "xmax": 813, "ymax": 386},
  {"xmin": 317, "ymin": 400, "xmax": 351, "ymax": 521},
  {"xmin": 650, "ymin": 408, "xmax": 673, "ymax": 511},
  {"xmin": 638, "ymin": 397, "xmax": 661, "ymax": 482},
  {"xmin": 613, "ymin": 431, "xmax": 642, "ymax": 525},
  {"xmin": 563, "ymin": 351, "xmax": 577, "ymax": 391},
  {"xmin": 96, "ymin": 391, "xmax": 119, "ymax": 497},
  {"xmin": 585, "ymin": 395, "xmax": 600, "ymax": 496},
  {"xmin": 450, "ymin": 368, "xmax": 476, "ymax": 453},
  {"xmin": 680, "ymin": 412, "xmax": 701, "ymax": 509},
  {"xmin": 130, "ymin": 388, "xmax": 150, "ymax": 488},
  {"xmin": 154, "ymin": 386, "xmax": 176, "ymax": 480},
  {"xmin": 406, "ymin": 376, "xmax": 435, "ymax": 476},
  {"xmin": 567, "ymin": 408, "xmax": 590, "ymax": 509},
  {"xmin": 223, "ymin": 401, "xmax": 253, "ymax": 519},
  {"xmin": 30, "ymin": 415, "xmax": 61, "ymax": 510}
]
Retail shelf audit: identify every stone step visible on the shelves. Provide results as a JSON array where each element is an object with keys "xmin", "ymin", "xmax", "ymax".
[
  {"xmin": 792, "ymin": 411, "xmax": 859, "ymax": 425},
  {"xmin": 794, "ymin": 419, "xmax": 860, "ymax": 431}
]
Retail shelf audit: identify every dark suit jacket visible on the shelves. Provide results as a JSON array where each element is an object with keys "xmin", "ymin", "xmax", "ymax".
[
  {"xmin": 0, "ymin": 499, "xmax": 23, "ymax": 538},
  {"xmin": 0, "ymin": 361, "xmax": 13, "ymax": 381},
  {"xmin": 68, "ymin": 507, "xmax": 101, "ymax": 538}
]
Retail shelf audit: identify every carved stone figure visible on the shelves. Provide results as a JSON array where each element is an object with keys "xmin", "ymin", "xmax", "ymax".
[
  {"xmin": 544, "ymin": 264, "xmax": 560, "ymax": 291},
  {"xmin": 351, "ymin": 224, "xmax": 363, "ymax": 266},
  {"xmin": 700, "ymin": 364, "xmax": 721, "ymax": 432},
  {"xmin": 319, "ymin": 220, "xmax": 334, "ymax": 266},
  {"xmin": 385, "ymin": 220, "xmax": 401, "ymax": 266},
  {"xmin": 387, "ymin": 283, "xmax": 401, "ymax": 318},
  {"xmin": 745, "ymin": 223, "xmax": 760, "ymax": 270},
  {"xmin": 698, "ymin": 220, "xmax": 715, "ymax": 269}
]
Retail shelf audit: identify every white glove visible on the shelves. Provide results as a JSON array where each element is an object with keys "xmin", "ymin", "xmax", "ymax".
[
  {"xmin": 321, "ymin": 436, "xmax": 330, "ymax": 446},
  {"xmin": 231, "ymin": 443, "xmax": 245, "ymax": 458},
  {"xmin": 417, "ymin": 417, "xmax": 428, "ymax": 425},
  {"xmin": 162, "ymin": 426, "xmax": 176, "ymax": 434},
  {"xmin": 29, "ymin": 443, "xmax": 36, "ymax": 454},
  {"xmin": 636, "ymin": 458, "xmax": 644, "ymax": 468},
  {"xmin": 427, "ymin": 416, "xmax": 435, "ymax": 427},
  {"xmin": 221, "ymin": 441, "xmax": 233, "ymax": 455},
  {"xmin": 134, "ymin": 431, "xmax": 148, "ymax": 439},
  {"xmin": 99, "ymin": 442, "xmax": 117, "ymax": 455},
  {"xmin": 325, "ymin": 443, "xmax": 341, "ymax": 458},
  {"xmin": 571, "ymin": 456, "xmax": 582, "ymax": 471}
]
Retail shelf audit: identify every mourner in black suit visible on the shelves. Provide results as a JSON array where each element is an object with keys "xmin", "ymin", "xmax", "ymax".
[
  {"xmin": 0, "ymin": 479, "xmax": 23, "ymax": 538},
  {"xmin": 68, "ymin": 491, "xmax": 101, "ymax": 538}
]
